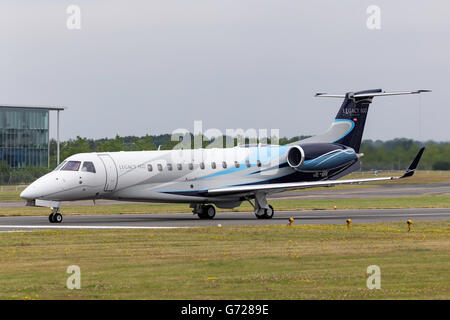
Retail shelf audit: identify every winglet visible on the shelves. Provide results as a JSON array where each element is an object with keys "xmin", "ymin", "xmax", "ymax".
[{"xmin": 401, "ymin": 147, "xmax": 425, "ymax": 178}]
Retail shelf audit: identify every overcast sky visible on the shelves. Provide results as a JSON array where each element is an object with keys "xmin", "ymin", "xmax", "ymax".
[{"xmin": 1, "ymin": 1, "xmax": 449, "ymax": 141}]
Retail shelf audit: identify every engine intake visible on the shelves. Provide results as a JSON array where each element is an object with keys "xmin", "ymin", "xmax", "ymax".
[{"xmin": 287, "ymin": 146, "xmax": 305, "ymax": 170}]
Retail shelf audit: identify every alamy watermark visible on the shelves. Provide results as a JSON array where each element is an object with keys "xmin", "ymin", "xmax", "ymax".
[
  {"xmin": 67, "ymin": 5, "xmax": 81, "ymax": 30},
  {"xmin": 66, "ymin": 265, "xmax": 81, "ymax": 290},
  {"xmin": 366, "ymin": 5, "xmax": 381, "ymax": 30},
  {"xmin": 164, "ymin": 121, "xmax": 282, "ymax": 175},
  {"xmin": 366, "ymin": 265, "xmax": 381, "ymax": 289}
]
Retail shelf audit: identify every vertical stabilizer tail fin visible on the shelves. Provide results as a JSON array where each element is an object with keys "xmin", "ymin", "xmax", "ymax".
[{"xmin": 331, "ymin": 89, "xmax": 381, "ymax": 152}]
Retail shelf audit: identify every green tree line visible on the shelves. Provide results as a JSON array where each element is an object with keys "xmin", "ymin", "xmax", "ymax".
[
  {"xmin": 360, "ymin": 139, "xmax": 450, "ymax": 170},
  {"xmin": 1, "ymin": 135, "xmax": 449, "ymax": 185}
]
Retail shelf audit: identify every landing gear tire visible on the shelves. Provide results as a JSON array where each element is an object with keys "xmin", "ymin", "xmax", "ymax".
[
  {"xmin": 198, "ymin": 205, "xmax": 216, "ymax": 219},
  {"xmin": 264, "ymin": 205, "xmax": 274, "ymax": 219},
  {"xmin": 255, "ymin": 209, "xmax": 265, "ymax": 219},
  {"xmin": 49, "ymin": 210, "xmax": 63, "ymax": 223},
  {"xmin": 54, "ymin": 213, "xmax": 63, "ymax": 223},
  {"xmin": 255, "ymin": 205, "xmax": 274, "ymax": 219}
]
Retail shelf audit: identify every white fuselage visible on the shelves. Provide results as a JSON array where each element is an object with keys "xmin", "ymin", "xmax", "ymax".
[{"xmin": 21, "ymin": 145, "xmax": 291, "ymax": 206}]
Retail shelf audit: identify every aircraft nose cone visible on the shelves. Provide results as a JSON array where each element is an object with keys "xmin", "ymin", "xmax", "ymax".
[
  {"xmin": 20, "ymin": 185, "xmax": 38, "ymax": 200},
  {"xmin": 20, "ymin": 172, "xmax": 67, "ymax": 201}
]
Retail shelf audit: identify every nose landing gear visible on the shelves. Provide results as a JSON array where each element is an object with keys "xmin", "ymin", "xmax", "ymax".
[{"xmin": 49, "ymin": 208, "xmax": 63, "ymax": 223}]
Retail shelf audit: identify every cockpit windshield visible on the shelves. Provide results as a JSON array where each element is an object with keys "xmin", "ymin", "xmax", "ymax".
[
  {"xmin": 61, "ymin": 161, "xmax": 81, "ymax": 171},
  {"xmin": 81, "ymin": 161, "xmax": 96, "ymax": 173},
  {"xmin": 54, "ymin": 161, "xmax": 67, "ymax": 171}
]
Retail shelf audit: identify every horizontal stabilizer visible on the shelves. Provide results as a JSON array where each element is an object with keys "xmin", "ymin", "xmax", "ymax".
[{"xmin": 315, "ymin": 90, "xmax": 431, "ymax": 99}]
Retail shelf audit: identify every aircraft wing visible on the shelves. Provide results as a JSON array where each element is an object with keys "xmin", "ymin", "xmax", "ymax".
[{"xmin": 208, "ymin": 147, "xmax": 425, "ymax": 196}]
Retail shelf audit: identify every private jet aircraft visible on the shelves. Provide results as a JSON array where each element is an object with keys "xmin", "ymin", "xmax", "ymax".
[{"xmin": 21, "ymin": 89, "xmax": 429, "ymax": 223}]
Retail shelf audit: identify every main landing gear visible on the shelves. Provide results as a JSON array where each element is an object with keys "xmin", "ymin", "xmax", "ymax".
[
  {"xmin": 192, "ymin": 204, "xmax": 216, "ymax": 219},
  {"xmin": 248, "ymin": 192, "xmax": 274, "ymax": 219},
  {"xmin": 49, "ymin": 207, "xmax": 63, "ymax": 223},
  {"xmin": 191, "ymin": 192, "xmax": 275, "ymax": 220},
  {"xmin": 254, "ymin": 204, "xmax": 274, "ymax": 219}
]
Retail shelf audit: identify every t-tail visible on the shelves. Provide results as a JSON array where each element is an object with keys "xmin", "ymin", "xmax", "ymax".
[{"xmin": 300, "ymin": 89, "xmax": 431, "ymax": 152}]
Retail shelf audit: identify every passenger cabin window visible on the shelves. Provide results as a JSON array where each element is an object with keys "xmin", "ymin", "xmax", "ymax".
[
  {"xmin": 188, "ymin": 163, "xmax": 194, "ymax": 170},
  {"xmin": 211, "ymin": 162, "xmax": 216, "ymax": 169},
  {"xmin": 222, "ymin": 161, "xmax": 227, "ymax": 169},
  {"xmin": 245, "ymin": 160, "xmax": 251, "ymax": 168},
  {"xmin": 200, "ymin": 162, "xmax": 205, "ymax": 169},
  {"xmin": 147, "ymin": 164, "xmax": 153, "ymax": 172},
  {"xmin": 54, "ymin": 161, "xmax": 67, "ymax": 171},
  {"xmin": 167, "ymin": 163, "xmax": 173, "ymax": 171},
  {"xmin": 257, "ymin": 160, "xmax": 262, "ymax": 167},
  {"xmin": 234, "ymin": 161, "xmax": 240, "ymax": 168},
  {"xmin": 61, "ymin": 161, "xmax": 81, "ymax": 171},
  {"xmin": 81, "ymin": 161, "xmax": 96, "ymax": 173},
  {"xmin": 177, "ymin": 163, "xmax": 182, "ymax": 170},
  {"xmin": 157, "ymin": 164, "xmax": 163, "ymax": 171}
]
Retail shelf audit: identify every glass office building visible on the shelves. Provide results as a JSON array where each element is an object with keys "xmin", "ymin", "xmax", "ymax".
[{"xmin": 0, "ymin": 106, "xmax": 64, "ymax": 168}]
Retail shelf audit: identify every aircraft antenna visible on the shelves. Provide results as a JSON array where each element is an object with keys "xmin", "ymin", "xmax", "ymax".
[{"xmin": 418, "ymin": 93, "xmax": 423, "ymax": 146}]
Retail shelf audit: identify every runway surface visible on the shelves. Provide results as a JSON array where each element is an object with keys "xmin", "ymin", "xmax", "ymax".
[{"xmin": 0, "ymin": 208, "xmax": 449, "ymax": 231}]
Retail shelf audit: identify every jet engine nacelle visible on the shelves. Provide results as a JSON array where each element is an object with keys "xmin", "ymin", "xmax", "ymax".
[
  {"xmin": 286, "ymin": 146, "xmax": 305, "ymax": 171},
  {"xmin": 286, "ymin": 143, "xmax": 358, "ymax": 172}
]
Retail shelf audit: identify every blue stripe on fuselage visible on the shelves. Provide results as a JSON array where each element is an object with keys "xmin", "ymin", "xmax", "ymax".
[{"xmin": 196, "ymin": 145, "xmax": 288, "ymax": 181}]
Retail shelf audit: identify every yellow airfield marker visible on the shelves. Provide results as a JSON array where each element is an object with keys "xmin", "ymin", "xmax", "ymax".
[
  {"xmin": 407, "ymin": 219, "xmax": 413, "ymax": 232},
  {"xmin": 288, "ymin": 217, "xmax": 294, "ymax": 226},
  {"xmin": 346, "ymin": 218, "xmax": 352, "ymax": 229}
]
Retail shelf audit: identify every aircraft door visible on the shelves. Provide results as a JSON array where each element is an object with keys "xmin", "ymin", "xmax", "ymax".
[{"xmin": 98, "ymin": 154, "xmax": 118, "ymax": 191}]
